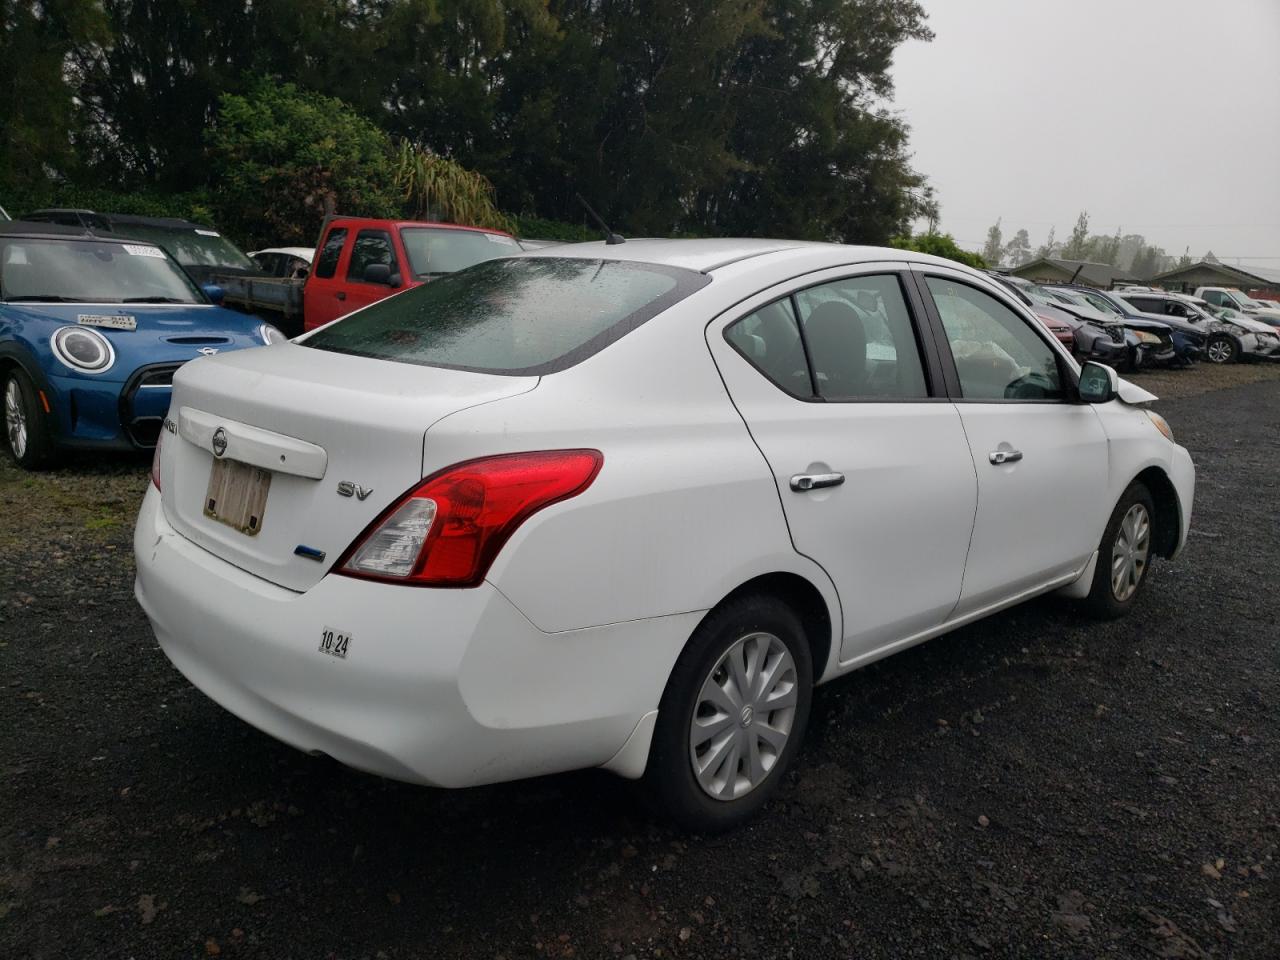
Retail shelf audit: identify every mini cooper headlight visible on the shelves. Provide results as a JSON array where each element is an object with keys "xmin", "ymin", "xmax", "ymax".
[
  {"xmin": 259, "ymin": 323, "xmax": 287, "ymax": 346},
  {"xmin": 51, "ymin": 326, "xmax": 115, "ymax": 374}
]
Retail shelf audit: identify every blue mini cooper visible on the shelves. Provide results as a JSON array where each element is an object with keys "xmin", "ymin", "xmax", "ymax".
[{"xmin": 1, "ymin": 221, "xmax": 284, "ymax": 469}]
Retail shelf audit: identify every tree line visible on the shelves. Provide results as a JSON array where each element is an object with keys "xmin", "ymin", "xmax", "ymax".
[
  {"xmin": 0, "ymin": 0, "xmax": 938, "ymax": 246},
  {"xmin": 980, "ymin": 212, "xmax": 1209, "ymax": 280}
]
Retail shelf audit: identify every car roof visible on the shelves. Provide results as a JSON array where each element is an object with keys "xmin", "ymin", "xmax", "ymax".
[
  {"xmin": 330, "ymin": 217, "xmax": 513, "ymax": 237},
  {"xmin": 517, "ymin": 237, "xmax": 954, "ymax": 273},
  {"xmin": 0, "ymin": 220, "xmax": 144, "ymax": 244},
  {"xmin": 251, "ymin": 246, "xmax": 313, "ymax": 259}
]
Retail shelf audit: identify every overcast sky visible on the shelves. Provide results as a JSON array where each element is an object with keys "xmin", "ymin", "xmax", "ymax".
[{"xmin": 889, "ymin": 0, "xmax": 1280, "ymax": 265}]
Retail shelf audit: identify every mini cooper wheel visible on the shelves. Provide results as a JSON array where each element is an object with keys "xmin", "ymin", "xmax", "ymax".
[
  {"xmin": 1204, "ymin": 334, "xmax": 1237, "ymax": 364},
  {"xmin": 3, "ymin": 368, "xmax": 53, "ymax": 469},
  {"xmin": 645, "ymin": 594, "xmax": 813, "ymax": 832},
  {"xmin": 1085, "ymin": 482, "xmax": 1155, "ymax": 620}
]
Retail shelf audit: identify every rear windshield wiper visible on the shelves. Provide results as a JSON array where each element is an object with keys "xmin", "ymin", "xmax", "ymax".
[
  {"xmin": 2, "ymin": 295, "xmax": 89, "ymax": 303},
  {"xmin": 122, "ymin": 296, "xmax": 192, "ymax": 304}
]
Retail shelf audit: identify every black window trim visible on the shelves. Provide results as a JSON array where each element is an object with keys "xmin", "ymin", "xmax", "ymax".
[
  {"xmin": 909, "ymin": 266, "xmax": 1080, "ymax": 405},
  {"xmin": 720, "ymin": 267, "xmax": 950, "ymax": 404}
]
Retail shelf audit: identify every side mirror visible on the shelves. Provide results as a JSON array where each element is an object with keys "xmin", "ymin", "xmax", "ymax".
[
  {"xmin": 363, "ymin": 263, "xmax": 391, "ymax": 285},
  {"xmin": 201, "ymin": 284, "xmax": 225, "ymax": 305},
  {"xmin": 1077, "ymin": 360, "xmax": 1118, "ymax": 404}
]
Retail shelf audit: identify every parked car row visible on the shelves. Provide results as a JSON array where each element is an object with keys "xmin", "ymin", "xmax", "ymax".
[{"xmin": 990, "ymin": 272, "xmax": 1280, "ymax": 370}]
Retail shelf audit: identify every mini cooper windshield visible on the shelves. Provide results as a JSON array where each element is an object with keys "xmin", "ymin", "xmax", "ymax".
[
  {"xmin": 305, "ymin": 257, "xmax": 709, "ymax": 374},
  {"xmin": 0, "ymin": 238, "xmax": 203, "ymax": 303}
]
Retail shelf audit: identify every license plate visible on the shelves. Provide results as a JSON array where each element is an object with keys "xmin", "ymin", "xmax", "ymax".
[{"xmin": 204, "ymin": 458, "xmax": 271, "ymax": 535}]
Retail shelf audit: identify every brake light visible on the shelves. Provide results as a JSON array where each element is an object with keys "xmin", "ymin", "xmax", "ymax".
[
  {"xmin": 336, "ymin": 450, "xmax": 603, "ymax": 587},
  {"xmin": 150, "ymin": 431, "xmax": 163, "ymax": 491}
]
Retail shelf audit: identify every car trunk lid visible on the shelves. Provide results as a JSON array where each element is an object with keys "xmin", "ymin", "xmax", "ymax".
[{"xmin": 159, "ymin": 343, "xmax": 537, "ymax": 591}]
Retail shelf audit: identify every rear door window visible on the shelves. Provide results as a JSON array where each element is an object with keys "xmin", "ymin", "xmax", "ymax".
[
  {"xmin": 304, "ymin": 257, "xmax": 708, "ymax": 375},
  {"xmin": 314, "ymin": 228, "xmax": 347, "ymax": 279},
  {"xmin": 793, "ymin": 275, "xmax": 929, "ymax": 400},
  {"xmin": 724, "ymin": 299, "xmax": 811, "ymax": 397}
]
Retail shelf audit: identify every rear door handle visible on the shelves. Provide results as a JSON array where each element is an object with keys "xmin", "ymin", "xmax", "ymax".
[
  {"xmin": 790, "ymin": 472, "xmax": 845, "ymax": 492},
  {"xmin": 988, "ymin": 449, "xmax": 1023, "ymax": 465}
]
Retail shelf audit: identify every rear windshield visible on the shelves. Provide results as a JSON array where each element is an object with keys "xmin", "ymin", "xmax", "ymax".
[
  {"xmin": 304, "ymin": 257, "xmax": 709, "ymax": 375},
  {"xmin": 400, "ymin": 227, "xmax": 521, "ymax": 277}
]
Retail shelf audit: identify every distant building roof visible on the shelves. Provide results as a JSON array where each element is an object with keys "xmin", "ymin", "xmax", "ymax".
[
  {"xmin": 1152, "ymin": 260, "xmax": 1280, "ymax": 288},
  {"xmin": 1008, "ymin": 258, "xmax": 1138, "ymax": 288}
]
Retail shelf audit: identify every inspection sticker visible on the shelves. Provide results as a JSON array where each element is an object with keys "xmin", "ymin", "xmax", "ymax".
[
  {"xmin": 318, "ymin": 627, "xmax": 351, "ymax": 660},
  {"xmin": 123, "ymin": 244, "xmax": 166, "ymax": 258},
  {"xmin": 77, "ymin": 314, "xmax": 137, "ymax": 330}
]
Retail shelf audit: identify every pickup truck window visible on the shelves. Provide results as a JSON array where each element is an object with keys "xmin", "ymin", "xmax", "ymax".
[
  {"xmin": 400, "ymin": 227, "xmax": 519, "ymax": 278},
  {"xmin": 315, "ymin": 228, "xmax": 347, "ymax": 279},
  {"xmin": 347, "ymin": 229, "xmax": 396, "ymax": 283}
]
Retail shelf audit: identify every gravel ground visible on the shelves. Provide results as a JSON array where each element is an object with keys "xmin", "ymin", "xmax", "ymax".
[{"xmin": 2, "ymin": 365, "xmax": 1278, "ymax": 960}]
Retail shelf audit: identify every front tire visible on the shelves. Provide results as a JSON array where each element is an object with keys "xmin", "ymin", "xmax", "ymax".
[
  {"xmin": 1205, "ymin": 334, "xmax": 1237, "ymax": 364},
  {"xmin": 645, "ymin": 594, "xmax": 813, "ymax": 832},
  {"xmin": 1084, "ymin": 482, "xmax": 1155, "ymax": 620},
  {"xmin": 3, "ymin": 368, "xmax": 54, "ymax": 469}
]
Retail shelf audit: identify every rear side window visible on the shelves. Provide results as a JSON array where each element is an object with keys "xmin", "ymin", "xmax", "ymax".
[
  {"xmin": 724, "ymin": 274, "xmax": 930, "ymax": 400},
  {"xmin": 347, "ymin": 229, "xmax": 396, "ymax": 282},
  {"xmin": 725, "ymin": 299, "xmax": 810, "ymax": 396},
  {"xmin": 314, "ymin": 228, "xmax": 347, "ymax": 279},
  {"xmin": 304, "ymin": 257, "xmax": 709, "ymax": 375}
]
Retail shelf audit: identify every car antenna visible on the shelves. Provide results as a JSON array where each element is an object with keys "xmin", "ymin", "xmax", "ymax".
[{"xmin": 575, "ymin": 193, "xmax": 625, "ymax": 245}]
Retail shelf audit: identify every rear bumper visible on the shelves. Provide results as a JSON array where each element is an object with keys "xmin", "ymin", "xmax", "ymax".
[{"xmin": 133, "ymin": 487, "xmax": 691, "ymax": 787}]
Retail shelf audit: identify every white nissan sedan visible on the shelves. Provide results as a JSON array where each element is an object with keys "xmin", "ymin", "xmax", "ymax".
[{"xmin": 134, "ymin": 239, "xmax": 1195, "ymax": 831}]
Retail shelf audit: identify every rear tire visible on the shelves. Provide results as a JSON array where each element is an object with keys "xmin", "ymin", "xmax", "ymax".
[
  {"xmin": 1205, "ymin": 334, "xmax": 1237, "ymax": 364},
  {"xmin": 1084, "ymin": 482, "xmax": 1155, "ymax": 620},
  {"xmin": 3, "ymin": 368, "xmax": 54, "ymax": 470},
  {"xmin": 645, "ymin": 594, "xmax": 813, "ymax": 833}
]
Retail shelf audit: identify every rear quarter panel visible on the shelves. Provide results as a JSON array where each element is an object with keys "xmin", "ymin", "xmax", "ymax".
[{"xmin": 418, "ymin": 285, "xmax": 843, "ymax": 660}]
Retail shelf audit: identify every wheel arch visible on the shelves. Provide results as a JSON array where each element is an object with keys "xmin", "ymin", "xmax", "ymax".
[
  {"xmin": 704, "ymin": 571, "xmax": 835, "ymax": 683},
  {"xmin": 1133, "ymin": 465, "xmax": 1180, "ymax": 558}
]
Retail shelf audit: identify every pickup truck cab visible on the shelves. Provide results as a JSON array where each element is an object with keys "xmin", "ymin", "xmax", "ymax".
[
  {"xmin": 303, "ymin": 218, "xmax": 520, "ymax": 331},
  {"xmin": 1195, "ymin": 286, "xmax": 1280, "ymax": 322}
]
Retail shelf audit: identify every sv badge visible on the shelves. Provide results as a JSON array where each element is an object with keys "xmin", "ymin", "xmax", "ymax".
[{"xmin": 336, "ymin": 481, "xmax": 374, "ymax": 501}]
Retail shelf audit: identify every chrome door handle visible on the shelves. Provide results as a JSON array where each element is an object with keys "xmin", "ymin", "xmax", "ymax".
[
  {"xmin": 988, "ymin": 449, "xmax": 1024, "ymax": 465},
  {"xmin": 790, "ymin": 472, "xmax": 845, "ymax": 492}
]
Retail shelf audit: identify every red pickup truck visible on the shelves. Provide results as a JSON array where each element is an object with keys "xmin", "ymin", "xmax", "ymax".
[{"xmin": 302, "ymin": 217, "xmax": 520, "ymax": 330}]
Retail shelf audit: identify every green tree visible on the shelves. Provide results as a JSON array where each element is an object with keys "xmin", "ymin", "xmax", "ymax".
[
  {"xmin": 207, "ymin": 80, "xmax": 401, "ymax": 248},
  {"xmin": 1177, "ymin": 247, "xmax": 1192, "ymax": 269},
  {"xmin": 0, "ymin": 0, "xmax": 106, "ymax": 191},
  {"xmin": 981, "ymin": 218, "xmax": 1004, "ymax": 267},
  {"xmin": 1061, "ymin": 210, "xmax": 1092, "ymax": 260},
  {"xmin": 890, "ymin": 232, "xmax": 985, "ymax": 269},
  {"xmin": 1035, "ymin": 226, "xmax": 1058, "ymax": 259},
  {"xmin": 1005, "ymin": 228, "xmax": 1032, "ymax": 266}
]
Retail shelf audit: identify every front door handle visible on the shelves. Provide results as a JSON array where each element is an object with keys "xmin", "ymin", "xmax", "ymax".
[
  {"xmin": 335, "ymin": 291, "xmax": 347, "ymax": 301},
  {"xmin": 988, "ymin": 449, "xmax": 1024, "ymax": 465},
  {"xmin": 790, "ymin": 472, "xmax": 845, "ymax": 492}
]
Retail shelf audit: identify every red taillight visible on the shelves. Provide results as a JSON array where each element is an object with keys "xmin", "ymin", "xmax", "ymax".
[
  {"xmin": 150, "ymin": 432, "xmax": 163, "ymax": 491},
  {"xmin": 336, "ymin": 450, "xmax": 603, "ymax": 587}
]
